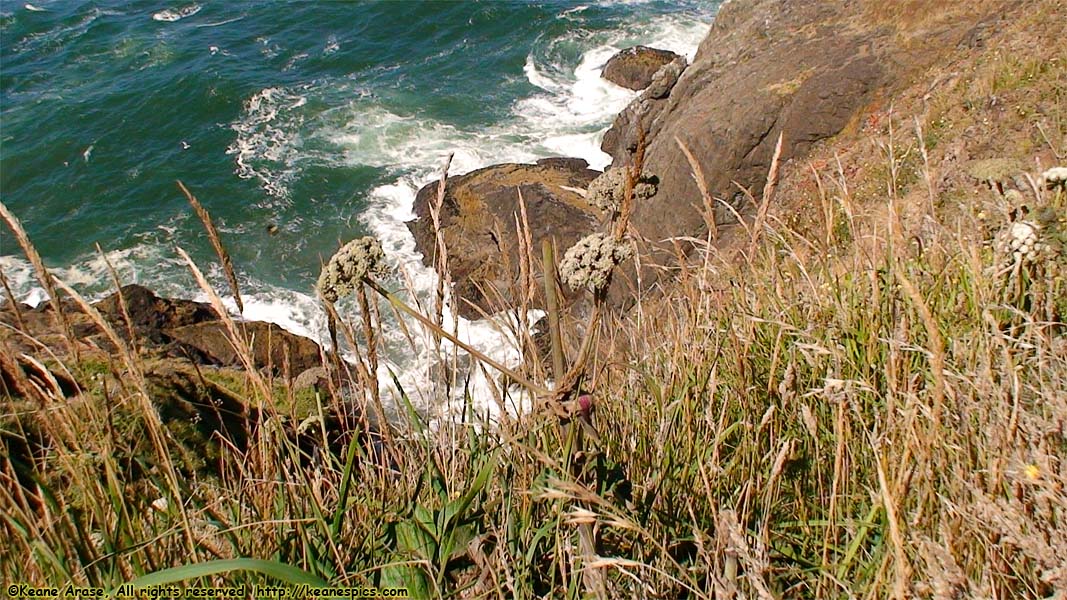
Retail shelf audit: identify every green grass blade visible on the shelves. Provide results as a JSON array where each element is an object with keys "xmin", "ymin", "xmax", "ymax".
[{"xmin": 124, "ymin": 558, "xmax": 329, "ymax": 588}]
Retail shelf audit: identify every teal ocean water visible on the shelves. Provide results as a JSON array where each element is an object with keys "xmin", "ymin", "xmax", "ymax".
[{"xmin": 1, "ymin": 0, "xmax": 717, "ymax": 415}]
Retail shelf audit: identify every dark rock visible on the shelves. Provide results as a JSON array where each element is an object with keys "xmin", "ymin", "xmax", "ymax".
[
  {"xmin": 94, "ymin": 284, "xmax": 217, "ymax": 345},
  {"xmin": 165, "ymin": 321, "xmax": 323, "ymax": 375},
  {"xmin": 602, "ymin": 46, "xmax": 683, "ymax": 91},
  {"xmin": 293, "ymin": 366, "xmax": 329, "ymax": 393},
  {"xmin": 143, "ymin": 362, "xmax": 261, "ymax": 470},
  {"xmin": 406, "ymin": 159, "xmax": 602, "ymax": 318}
]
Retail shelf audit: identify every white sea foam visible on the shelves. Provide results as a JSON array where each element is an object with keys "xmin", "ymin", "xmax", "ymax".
[
  {"xmin": 195, "ymin": 16, "xmax": 245, "ymax": 28},
  {"xmin": 151, "ymin": 4, "xmax": 200, "ymax": 23},
  {"xmin": 12, "ymin": 7, "xmax": 110, "ymax": 54},
  {"xmin": 513, "ymin": 9, "xmax": 713, "ymax": 168},
  {"xmin": 227, "ymin": 87, "xmax": 308, "ymax": 204},
  {"xmin": 560, "ymin": 5, "xmax": 590, "ymax": 19},
  {"xmin": 0, "ymin": 245, "xmax": 180, "ymax": 308},
  {"xmin": 284, "ymin": 7, "xmax": 713, "ymax": 422},
  {"xmin": 516, "ymin": 46, "xmax": 636, "ymax": 169},
  {"xmin": 325, "ymin": 103, "xmax": 538, "ymax": 174},
  {"xmin": 323, "ymin": 35, "xmax": 340, "ymax": 56}
]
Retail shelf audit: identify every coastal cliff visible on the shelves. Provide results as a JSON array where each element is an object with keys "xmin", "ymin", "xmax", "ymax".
[
  {"xmin": 409, "ymin": 0, "xmax": 1043, "ymax": 312},
  {"xmin": 4, "ymin": 0, "xmax": 1066, "ymax": 594},
  {"xmin": 606, "ymin": 0, "xmax": 1022, "ymax": 265}
]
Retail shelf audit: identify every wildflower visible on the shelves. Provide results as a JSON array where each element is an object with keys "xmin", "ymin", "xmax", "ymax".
[
  {"xmin": 576, "ymin": 394, "xmax": 594, "ymax": 419},
  {"xmin": 1042, "ymin": 166, "xmax": 1067, "ymax": 190},
  {"xmin": 1024, "ymin": 463, "xmax": 1041, "ymax": 481},
  {"xmin": 586, "ymin": 167, "xmax": 657, "ymax": 212},
  {"xmin": 559, "ymin": 232, "xmax": 634, "ymax": 292},
  {"xmin": 999, "ymin": 220, "xmax": 1047, "ymax": 264},
  {"xmin": 967, "ymin": 158, "xmax": 1019, "ymax": 195},
  {"xmin": 317, "ymin": 236, "xmax": 387, "ymax": 303}
]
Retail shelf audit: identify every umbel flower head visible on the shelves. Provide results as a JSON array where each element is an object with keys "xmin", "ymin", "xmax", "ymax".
[
  {"xmin": 998, "ymin": 220, "xmax": 1049, "ymax": 265},
  {"xmin": 1043, "ymin": 166, "xmax": 1067, "ymax": 190},
  {"xmin": 317, "ymin": 236, "xmax": 387, "ymax": 303},
  {"xmin": 967, "ymin": 158, "xmax": 1020, "ymax": 195},
  {"xmin": 559, "ymin": 232, "xmax": 634, "ymax": 292},
  {"xmin": 586, "ymin": 167, "xmax": 657, "ymax": 212}
]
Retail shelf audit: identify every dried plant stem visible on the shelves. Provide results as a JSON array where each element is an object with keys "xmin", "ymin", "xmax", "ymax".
[
  {"xmin": 0, "ymin": 200, "xmax": 79, "ymax": 360},
  {"xmin": 913, "ymin": 118, "xmax": 937, "ymax": 216},
  {"xmin": 676, "ymin": 136, "xmax": 718, "ymax": 241},
  {"xmin": 96, "ymin": 243, "xmax": 139, "ymax": 356},
  {"xmin": 0, "ymin": 268, "xmax": 26, "ymax": 331},
  {"xmin": 354, "ymin": 284, "xmax": 395, "ymax": 448},
  {"xmin": 428, "ymin": 153, "xmax": 453, "ymax": 349},
  {"xmin": 363, "ymin": 278, "xmax": 547, "ymax": 396},
  {"xmin": 873, "ymin": 437, "xmax": 911, "ymax": 599},
  {"xmin": 50, "ymin": 276, "xmax": 199, "ymax": 557},
  {"xmin": 551, "ymin": 238, "xmax": 606, "ymax": 599},
  {"xmin": 747, "ymin": 132, "xmax": 784, "ymax": 257},
  {"xmin": 614, "ymin": 127, "xmax": 646, "ymax": 241},
  {"xmin": 894, "ymin": 267, "xmax": 947, "ymax": 428},
  {"xmin": 542, "ymin": 241, "xmax": 566, "ymax": 380},
  {"xmin": 322, "ymin": 299, "xmax": 381, "ymax": 441},
  {"xmin": 177, "ymin": 180, "xmax": 244, "ymax": 314},
  {"xmin": 176, "ymin": 246, "xmax": 271, "ymax": 401}
]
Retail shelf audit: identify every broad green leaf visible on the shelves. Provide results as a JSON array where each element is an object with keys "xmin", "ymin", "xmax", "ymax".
[{"xmin": 124, "ymin": 558, "xmax": 327, "ymax": 588}]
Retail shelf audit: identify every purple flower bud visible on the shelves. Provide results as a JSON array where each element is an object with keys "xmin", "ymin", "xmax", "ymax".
[{"xmin": 577, "ymin": 394, "xmax": 594, "ymax": 418}]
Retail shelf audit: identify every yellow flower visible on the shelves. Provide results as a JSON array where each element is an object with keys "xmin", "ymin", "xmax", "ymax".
[{"xmin": 1024, "ymin": 463, "xmax": 1040, "ymax": 481}]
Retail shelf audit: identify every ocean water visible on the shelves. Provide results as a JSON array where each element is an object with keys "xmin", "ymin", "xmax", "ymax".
[{"xmin": 0, "ymin": 0, "xmax": 718, "ymax": 419}]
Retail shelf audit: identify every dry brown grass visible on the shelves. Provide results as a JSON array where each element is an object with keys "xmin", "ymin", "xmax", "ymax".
[{"xmin": 2, "ymin": 2, "xmax": 1066, "ymax": 596}]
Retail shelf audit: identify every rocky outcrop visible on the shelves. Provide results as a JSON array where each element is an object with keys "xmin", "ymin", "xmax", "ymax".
[
  {"xmin": 94, "ymin": 284, "xmax": 216, "ymax": 345},
  {"xmin": 602, "ymin": 0, "xmax": 1017, "ymax": 294},
  {"xmin": 406, "ymin": 158, "xmax": 602, "ymax": 318},
  {"xmin": 0, "ymin": 284, "xmax": 358, "ymax": 482},
  {"xmin": 0, "ymin": 284, "xmax": 325, "ymax": 375},
  {"xmin": 166, "ymin": 320, "xmax": 322, "ymax": 375},
  {"xmin": 602, "ymin": 46, "xmax": 683, "ymax": 91}
]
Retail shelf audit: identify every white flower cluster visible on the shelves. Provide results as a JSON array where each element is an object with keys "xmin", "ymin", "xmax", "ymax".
[
  {"xmin": 317, "ymin": 236, "xmax": 387, "ymax": 302},
  {"xmin": 586, "ymin": 167, "xmax": 657, "ymax": 212},
  {"xmin": 999, "ymin": 220, "xmax": 1051, "ymax": 265},
  {"xmin": 559, "ymin": 232, "xmax": 634, "ymax": 292},
  {"xmin": 1042, "ymin": 166, "xmax": 1067, "ymax": 190}
]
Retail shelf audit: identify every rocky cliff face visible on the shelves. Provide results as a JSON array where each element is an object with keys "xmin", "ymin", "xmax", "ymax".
[
  {"xmin": 403, "ymin": 0, "xmax": 1029, "ymax": 315},
  {"xmin": 603, "ymin": 0, "xmax": 1020, "ymax": 281}
]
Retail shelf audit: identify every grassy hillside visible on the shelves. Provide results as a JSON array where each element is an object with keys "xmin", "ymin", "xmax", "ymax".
[{"xmin": 2, "ymin": 2, "xmax": 1066, "ymax": 599}]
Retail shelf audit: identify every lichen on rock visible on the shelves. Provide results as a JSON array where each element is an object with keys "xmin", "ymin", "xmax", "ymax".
[
  {"xmin": 559, "ymin": 232, "xmax": 634, "ymax": 292},
  {"xmin": 645, "ymin": 56, "xmax": 687, "ymax": 99},
  {"xmin": 586, "ymin": 167, "xmax": 657, "ymax": 212},
  {"xmin": 317, "ymin": 236, "xmax": 387, "ymax": 303}
]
